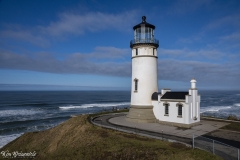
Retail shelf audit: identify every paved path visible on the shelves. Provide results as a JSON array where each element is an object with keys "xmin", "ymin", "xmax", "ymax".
[
  {"xmin": 92, "ymin": 113, "xmax": 229, "ymax": 144},
  {"xmin": 108, "ymin": 114, "xmax": 229, "ymax": 138}
]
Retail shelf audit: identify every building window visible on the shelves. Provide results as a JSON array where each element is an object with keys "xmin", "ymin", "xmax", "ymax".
[
  {"xmin": 134, "ymin": 78, "xmax": 138, "ymax": 92},
  {"xmin": 153, "ymin": 48, "xmax": 154, "ymax": 55},
  {"xmin": 178, "ymin": 104, "xmax": 182, "ymax": 116},
  {"xmin": 165, "ymin": 104, "xmax": 169, "ymax": 115},
  {"xmin": 135, "ymin": 80, "xmax": 138, "ymax": 91},
  {"xmin": 136, "ymin": 48, "xmax": 138, "ymax": 56}
]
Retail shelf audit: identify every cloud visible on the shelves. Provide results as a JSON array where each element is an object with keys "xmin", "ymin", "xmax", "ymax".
[
  {"xmin": 205, "ymin": 15, "xmax": 240, "ymax": 30},
  {"xmin": 159, "ymin": 48, "xmax": 226, "ymax": 61},
  {"xmin": 187, "ymin": 50, "xmax": 225, "ymax": 60},
  {"xmin": 1, "ymin": 47, "xmax": 239, "ymax": 88},
  {"xmin": 176, "ymin": 13, "xmax": 240, "ymax": 51},
  {"xmin": 84, "ymin": 46, "xmax": 129, "ymax": 60},
  {"xmin": 159, "ymin": 48, "xmax": 185, "ymax": 56},
  {"xmin": 0, "ymin": 29, "xmax": 50, "ymax": 48},
  {"xmin": 41, "ymin": 11, "xmax": 138, "ymax": 36},
  {"xmin": 167, "ymin": 0, "xmax": 212, "ymax": 15},
  {"xmin": 220, "ymin": 32, "xmax": 240, "ymax": 42},
  {"xmin": 0, "ymin": 11, "xmax": 138, "ymax": 47},
  {"xmin": 158, "ymin": 59, "xmax": 240, "ymax": 87},
  {"xmin": 0, "ymin": 47, "xmax": 132, "ymax": 76}
]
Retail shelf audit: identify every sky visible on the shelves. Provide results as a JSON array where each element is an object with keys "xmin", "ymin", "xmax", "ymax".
[{"xmin": 0, "ymin": 0, "xmax": 240, "ymax": 91}]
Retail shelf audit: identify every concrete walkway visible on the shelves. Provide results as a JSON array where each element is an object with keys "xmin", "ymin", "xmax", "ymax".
[{"xmin": 108, "ymin": 114, "xmax": 229, "ymax": 139}]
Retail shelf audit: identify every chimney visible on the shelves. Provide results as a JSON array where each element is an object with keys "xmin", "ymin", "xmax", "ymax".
[{"xmin": 190, "ymin": 78, "xmax": 197, "ymax": 89}]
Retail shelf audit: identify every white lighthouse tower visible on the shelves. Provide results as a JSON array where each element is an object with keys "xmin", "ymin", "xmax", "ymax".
[{"xmin": 126, "ymin": 16, "xmax": 159, "ymax": 122}]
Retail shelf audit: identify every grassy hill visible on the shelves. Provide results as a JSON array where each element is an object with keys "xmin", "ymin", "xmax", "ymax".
[{"xmin": 0, "ymin": 114, "xmax": 221, "ymax": 160}]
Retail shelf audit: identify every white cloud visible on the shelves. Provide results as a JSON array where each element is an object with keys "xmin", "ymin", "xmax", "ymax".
[
  {"xmin": 167, "ymin": 0, "xmax": 212, "ymax": 15},
  {"xmin": 41, "ymin": 11, "xmax": 138, "ymax": 36},
  {"xmin": 1, "ymin": 47, "xmax": 240, "ymax": 88},
  {"xmin": 0, "ymin": 11, "xmax": 138, "ymax": 47},
  {"xmin": 158, "ymin": 59, "xmax": 240, "ymax": 87},
  {"xmin": 159, "ymin": 48, "xmax": 185, "ymax": 56},
  {"xmin": 87, "ymin": 46, "xmax": 129, "ymax": 59},
  {"xmin": 0, "ymin": 47, "xmax": 132, "ymax": 76},
  {"xmin": 176, "ymin": 14, "xmax": 240, "ymax": 51},
  {"xmin": 0, "ymin": 28, "xmax": 50, "ymax": 48},
  {"xmin": 205, "ymin": 15, "xmax": 240, "ymax": 30},
  {"xmin": 159, "ymin": 48, "xmax": 226, "ymax": 60},
  {"xmin": 220, "ymin": 32, "xmax": 240, "ymax": 42}
]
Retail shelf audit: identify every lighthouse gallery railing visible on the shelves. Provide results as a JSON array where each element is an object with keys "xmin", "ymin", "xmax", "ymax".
[{"xmin": 130, "ymin": 38, "xmax": 159, "ymax": 47}]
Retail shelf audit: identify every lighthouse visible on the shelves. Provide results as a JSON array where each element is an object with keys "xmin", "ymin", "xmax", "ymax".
[{"xmin": 126, "ymin": 16, "xmax": 159, "ymax": 123}]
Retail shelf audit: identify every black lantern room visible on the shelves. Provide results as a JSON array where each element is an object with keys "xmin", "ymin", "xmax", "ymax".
[{"xmin": 130, "ymin": 16, "xmax": 159, "ymax": 48}]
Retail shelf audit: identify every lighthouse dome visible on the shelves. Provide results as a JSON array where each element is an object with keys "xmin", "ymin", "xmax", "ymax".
[
  {"xmin": 130, "ymin": 16, "xmax": 159, "ymax": 48},
  {"xmin": 133, "ymin": 16, "xmax": 155, "ymax": 30}
]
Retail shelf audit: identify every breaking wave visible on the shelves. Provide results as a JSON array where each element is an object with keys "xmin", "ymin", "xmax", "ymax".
[
  {"xmin": 0, "ymin": 133, "xmax": 23, "ymax": 148},
  {"xmin": 234, "ymin": 103, "xmax": 240, "ymax": 107},
  {"xmin": 0, "ymin": 109, "xmax": 43, "ymax": 117},
  {"xmin": 59, "ymin": 102, "xmax": 130, "ymax": 110},
  {"xmin": 200, "ymin": 106, "xmax": 232, "ymax": 113}
]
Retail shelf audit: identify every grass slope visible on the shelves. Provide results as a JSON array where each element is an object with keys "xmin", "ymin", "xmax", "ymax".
[
  {"xmin": 221, "ymin": 122, "xmax": 240, "ymax": 132},
  {"xmin": 1, "ymin": 115, "xmax": 221, "ymax": 160}
]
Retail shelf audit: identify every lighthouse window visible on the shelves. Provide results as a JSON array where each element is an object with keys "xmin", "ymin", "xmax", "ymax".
[
  {"xmin": 136, "ymin": 48, "xmax": 138, "ymax": 55},
  {"xmin": 164, "ymin": 104, "xmax": 169, "ymax": 115},
  {"xmin": 153, "ymin": 48, "xmax": 154, "ymax": 55},
  {"xmin": 134, "ymin": 79, "xmax": 138, "ymax": 91},
  {"xmin": 178, "ymin": 105, "xmax": 182, "ymax": 116}
]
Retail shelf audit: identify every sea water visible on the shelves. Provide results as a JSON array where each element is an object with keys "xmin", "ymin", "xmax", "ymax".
[{"xmin": 0, "ymin": 90, "xmax": 240, "ymax": 148}]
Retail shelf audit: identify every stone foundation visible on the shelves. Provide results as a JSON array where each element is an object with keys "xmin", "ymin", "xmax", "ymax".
[
  {"xmin": 157, "ymin": 120, "xmax": 200, "ymax": 128},
  {"xmin": 126, "ymin": 105, "xmax": 156, "ymax": 123}
]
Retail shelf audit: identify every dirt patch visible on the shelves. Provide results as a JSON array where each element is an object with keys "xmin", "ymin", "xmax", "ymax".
[
  {"xmin": 98, "ymin": 130, "xmax": 109, "ymax": 138},
  {"xmin": 118, "ymin": 133, "xmax": 151, "ymax": 141},
  {"xmin": 170, "ymin": 142, "xmax": 189, "ymax": 149}
]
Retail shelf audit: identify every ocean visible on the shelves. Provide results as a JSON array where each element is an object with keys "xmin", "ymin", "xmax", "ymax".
[{"xmin": 0, "ymin": 90, "xmax": 240, "ymax": 148}]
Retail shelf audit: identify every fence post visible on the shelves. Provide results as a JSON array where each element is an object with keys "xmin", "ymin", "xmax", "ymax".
[
  {"xmin": 213, "ymin": 140, "xmax": 215, "ymax": 155},
  {"xmin": 238, "ymin": 149, "xmax": 239, "ymax": 160},
  {"xmin": 192, "ymin": 134, "xmax": 194, "ymax": 149},
  {"xmin": 162, "ymin": 130, "xmax": 163, "ymax": 141}
]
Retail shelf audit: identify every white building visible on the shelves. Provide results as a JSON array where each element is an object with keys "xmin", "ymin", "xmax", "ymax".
[
  {"xmin": 151, "ymin": 79, "xmax": 200, "ymax": 128},
  {"xmin": 126, "ymin": 16, "xmax": 200, "ymax": 128}
]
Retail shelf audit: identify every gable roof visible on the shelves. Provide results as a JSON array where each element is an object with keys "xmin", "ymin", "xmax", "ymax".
[{"xmin": 161, "ymin": 92, "xmax": 188, "ymax": 100}]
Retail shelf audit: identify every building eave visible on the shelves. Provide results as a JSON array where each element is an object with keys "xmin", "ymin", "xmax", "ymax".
[{"xmin": 160, "ymin": 99, "xmax": 185, "ymax": 102}]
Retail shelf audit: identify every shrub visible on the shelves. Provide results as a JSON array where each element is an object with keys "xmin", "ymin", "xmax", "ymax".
[{"xmin": 227, "ymin": 115, "xmax": 239, "ymax": 121}]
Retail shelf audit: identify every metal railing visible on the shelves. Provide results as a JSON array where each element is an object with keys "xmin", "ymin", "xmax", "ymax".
[
  {"xmin": 130, "ymin": 38, "xmax": 159, "ymax": 47},
  {"xmin": 91, "ymin": 114, "xmax": 240, "ymax": 160},
  {"xmin": 193, "ymin": 134, "xmax": 239, "ymax": 160}
]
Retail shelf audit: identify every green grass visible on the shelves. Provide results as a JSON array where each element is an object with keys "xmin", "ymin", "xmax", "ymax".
[
  {"xmin": 221, "ymin": 122, "xmax": 240, "ymax": 132},
  {"xmin": 0, "ymin": 114, "xmax": 221, "ymax": 160}
]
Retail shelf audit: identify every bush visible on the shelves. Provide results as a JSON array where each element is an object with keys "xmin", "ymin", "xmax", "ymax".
[{"xmin": 227, "ymin": 115, "xmax": 238, "ymax": 121}]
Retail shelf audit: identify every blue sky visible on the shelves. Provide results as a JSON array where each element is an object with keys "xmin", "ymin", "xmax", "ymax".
[{"xmin": 0, "ymin": 0, "xmax": 240, "ymax": 90}]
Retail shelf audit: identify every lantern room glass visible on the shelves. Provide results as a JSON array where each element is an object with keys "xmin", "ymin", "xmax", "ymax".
[{"xmin": 134, "ymin": 26, "xmax": 154, "ymax": 43}]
